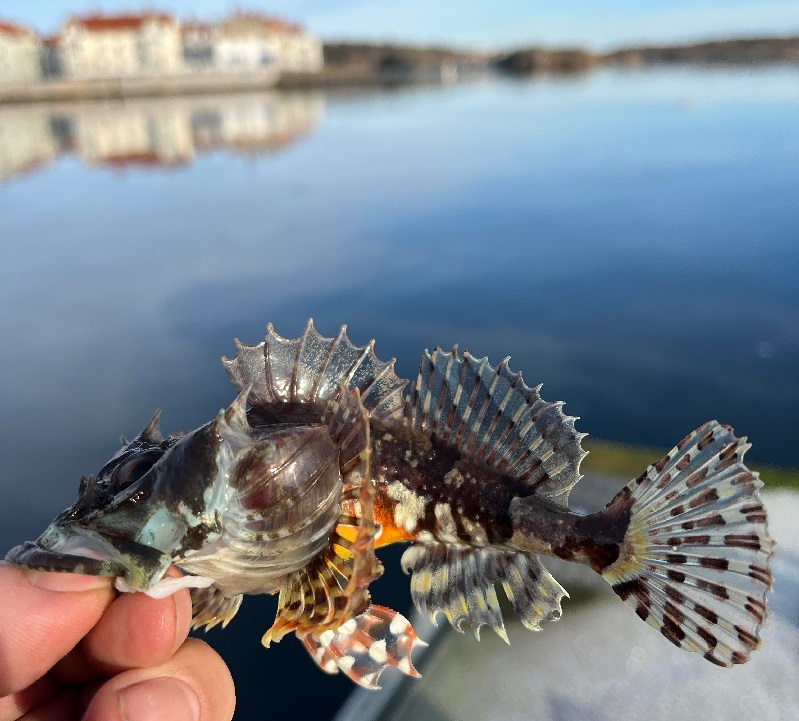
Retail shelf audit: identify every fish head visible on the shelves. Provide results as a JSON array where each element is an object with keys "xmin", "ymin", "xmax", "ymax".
[{"xmin": 6, "ymin": 390, "xmax": 254, "ymax": 591}]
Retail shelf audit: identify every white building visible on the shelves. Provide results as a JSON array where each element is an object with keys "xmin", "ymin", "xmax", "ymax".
[
  {"xmin": 60, "ymin": 13, "xmax": 181, "ymax": 78},
  {"xmin": 216, "ymin": 13, "xmax": 323, "ymax": 73},
  {"xmin": 182, "ymin": 22, "xmax": 216, "ymax": 69},
  {"xmin": 0, "ymin": 20, "xmax": 42, "ymax": 84}
]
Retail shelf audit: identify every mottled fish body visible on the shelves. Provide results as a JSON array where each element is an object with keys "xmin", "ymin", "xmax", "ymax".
[{"xmin": 6, "ymin": 320, "xmax": 773, "ymax": 688}]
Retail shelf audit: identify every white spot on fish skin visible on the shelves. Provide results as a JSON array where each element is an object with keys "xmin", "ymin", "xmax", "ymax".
[
  {"xmin": 398, "ymin": 657, "xmax": 413, "ymax": 674},
  {"xmin": 338, "ymin": 618, "xmax": 357, "ymax": 636},
  {"xmin": 387, "ymin": 481, "xmax": 426, "ymax": 534},
  {"xmin": 383, "ymin": 433, "xmax": 394, "ymax": 442},
  {"xmin": 323, "ymin": 659, "xmax": 338, "ymax": 674},
  {"xmin": 338, "ymin": 655, "xmax": 356, "ymax": 673},
  {"xmin": 368, "ymin": 639, "xmax": 388, "ymax": 663},
  {"xmin": 390, "ymin": 613, "xmax": 410, "ymax": 635},
  {"xmin": 444, "ymin": 468, "xmax": 464, "ymax": 488},
  {"xmin": 319, "ymin": 629, "xmax": 336, "ymax": 646},
  {"xmin": 313, "ymin": 647, "xmax": 326, "ymax": 662},
  {"xmin": 462, "ymin": 517, "xmax": 489, "ymax": 545},
  {"xmin": 434, "ymin": 503, "xmax": 458, "ymax": 539}
]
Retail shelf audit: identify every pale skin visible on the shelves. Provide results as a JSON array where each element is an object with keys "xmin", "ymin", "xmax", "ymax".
[{"xmin": 0, "ymin": 563, "xmax": 235, "ymax": 721}]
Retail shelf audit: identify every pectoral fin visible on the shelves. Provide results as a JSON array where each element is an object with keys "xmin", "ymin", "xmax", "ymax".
[{"xmin": 301, "ymin": 605, "xmax": 426, "ymax": 689}]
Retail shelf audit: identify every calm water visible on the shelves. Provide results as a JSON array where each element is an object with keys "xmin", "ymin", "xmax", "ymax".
[{"xmin": 1, "ymin": 67, "xmax": 797, "ymax": 718}]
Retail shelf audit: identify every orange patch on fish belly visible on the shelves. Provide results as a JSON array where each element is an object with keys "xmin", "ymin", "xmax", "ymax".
[{"xmin": 373, "ymin": 494, "xmax": 418, "ymax": 548}]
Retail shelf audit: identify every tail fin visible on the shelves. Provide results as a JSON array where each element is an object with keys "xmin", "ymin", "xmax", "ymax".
[{"xmin": 601, "ymin": 421, "xmax": 773, "ymax": 666}]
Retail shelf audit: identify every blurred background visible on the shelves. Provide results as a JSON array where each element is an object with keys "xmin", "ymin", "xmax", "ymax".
[{"xmin": 1, "ymin": 2, "xmax": 798, "ymax": 719}]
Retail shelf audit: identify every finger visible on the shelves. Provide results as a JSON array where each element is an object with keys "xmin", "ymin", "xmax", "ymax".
[
  {"xmin": 0, "ymin": 677, "xmax": 60, "ymax": 721},
  {"xmin": 56, "ymin": 586, "xmax": 192, "ymax": 680},
  {"xmin": 82, "ymin": 639, "xmax": 235, "ymax": 721},
  {"xmin": 18, "ymin": 688, "xmax": 79, "ymax": 721},
  {"xmin": 0, "ymin": 563, "xmax": 113, "ymax": 696}
]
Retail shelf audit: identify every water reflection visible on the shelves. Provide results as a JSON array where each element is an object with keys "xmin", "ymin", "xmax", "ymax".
[{"xmin": 0, "ymin": 90, "xmax": 324, "ymax": 180}]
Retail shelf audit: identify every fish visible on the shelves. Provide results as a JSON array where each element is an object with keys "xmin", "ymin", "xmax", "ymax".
[{"xmin": 6, "ymin": 319, "xmax": 773, "ymax": 689}]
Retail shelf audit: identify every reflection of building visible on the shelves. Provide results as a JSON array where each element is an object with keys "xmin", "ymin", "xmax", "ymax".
[
  {"xmin": 73, "ymin": 100, "xmax": 193, "ymax": 168},
  {"xmin": 0, "ymin": 105, "xmax": 57, "ymax": 180},
  {"xmin": 217, "ymin": 13, "xmax": 323, "ymax": 73},
  {"xmin": 219, "ymin": 92, "xmax": 325, "ymax": 154},
  {"xmin": 0, "ymin": 20, "xmax": 42, "ymax": 84},
  {"xmin": 0, "ymin": 90, "xmax": 325, "ymax": 180},
  {"xmin": 60, "ymin": 14, "xmax": 182, "ymax": 78}
]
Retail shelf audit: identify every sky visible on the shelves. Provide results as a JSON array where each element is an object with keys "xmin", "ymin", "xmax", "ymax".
[{"xmin": 4, "ymin": 0, "xmax": 799, "ymax": 49}]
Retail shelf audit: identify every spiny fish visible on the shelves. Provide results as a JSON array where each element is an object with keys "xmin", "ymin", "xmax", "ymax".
[{"xmin": 6, "ymin": 320, "xmax": 773, "ymax": 688}]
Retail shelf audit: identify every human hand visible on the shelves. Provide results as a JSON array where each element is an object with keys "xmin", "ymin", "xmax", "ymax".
[{"xmin": 0, "ymin": 562, "xmax": 235, "ymax": 720}]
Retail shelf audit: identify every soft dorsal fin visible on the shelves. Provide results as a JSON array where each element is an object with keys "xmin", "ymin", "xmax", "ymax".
[
  {"xmin": 401, "ymin": 543, "xmax": 567, "ymax": 639},
  {"xmin": 263, "ymin": 385, "xmax": 383, "ymax": 645},
  {"xmin": 405, "ymin": 347, "xmax": 586, "ymax": 507},
  {"xmin": 222, "ymin": 319, "xmax": 409, "ymax": 422}
]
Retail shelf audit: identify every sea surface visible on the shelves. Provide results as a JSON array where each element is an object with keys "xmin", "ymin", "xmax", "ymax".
[{"xmin": 0, "ymin": 67, "xmax": 797, "ymax": 719}]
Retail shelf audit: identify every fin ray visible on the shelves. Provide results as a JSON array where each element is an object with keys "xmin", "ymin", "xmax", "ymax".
[
  {"xmin": 401, "ymin": 543, "xmax": 566, "ymax": 640},
  {"xmin": 603, "ymin": 421, "xmax": 773, "ymax": 666},
  {"xmin": 301, "ymin": 605, "xmax": 425, "ymax": 689},
  {"xmin": 263, "ymin": 386, "xmax": 383, "ymax": 645},
  {"xmin": 190, "ymin": 585, "xmax": 243, "ymax": 631},
  {"xmin": 222, "ymin": 319, "xmax": 409, "ymax": 422},
  {"xmin": 405, "ymin": 347, "xmax": 585, "ymax": 507}
]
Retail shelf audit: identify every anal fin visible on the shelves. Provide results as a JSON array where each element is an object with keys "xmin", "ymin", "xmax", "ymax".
[
  {"xmin": 301, "ymin": 605, "xmax": 425, "ymax": 689},
  {"xmin": 401, "ymin": 543, "xmax": 567, "ymax": 640}
]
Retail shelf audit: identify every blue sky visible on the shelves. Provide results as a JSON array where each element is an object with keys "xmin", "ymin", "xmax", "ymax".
[{"xmin": 6, "ymin": 0, "xmax": 799, "ymax": 48}]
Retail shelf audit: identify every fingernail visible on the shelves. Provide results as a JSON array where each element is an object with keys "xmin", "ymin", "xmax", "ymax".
[
  {"xmin": 21, "ymin": 569, "xmax": 113, "ymax": 592},
  {"xmin": 118, "ymin": 678, "xmax": 200, "ymax": 721}
]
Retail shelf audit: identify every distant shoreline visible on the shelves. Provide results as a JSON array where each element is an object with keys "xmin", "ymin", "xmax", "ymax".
[{"xmin": 1, "ymin": 35, "xmax": 797, "ymax": 104}]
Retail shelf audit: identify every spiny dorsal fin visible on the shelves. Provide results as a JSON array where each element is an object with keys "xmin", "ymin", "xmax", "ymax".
[
  {"xmin": 222, "ymin": 319, "xmax": 409, "ymax": 422},
  {"xmin": 405, "ymin": 347, "xmax": 587, "ymax": 507},
  {"xmin": 401, "ymin": 543, "xmax": 567, "ymax": 640},
  {"xmin": 262, "ymin": 385, "xmax": 383, "ymax": 645}
]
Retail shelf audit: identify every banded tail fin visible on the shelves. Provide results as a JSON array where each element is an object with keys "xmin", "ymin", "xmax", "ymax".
[{"xmin": 602, "ymin": 421, "xmax": 773, "ymax": 666}]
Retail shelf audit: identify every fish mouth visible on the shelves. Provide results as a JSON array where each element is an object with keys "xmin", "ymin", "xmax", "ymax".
[
  {"xmin": 6, "ymin": 523, "xmax": 175, "ymax": 590},
  {"xmin": 5, "ymin": 539, "xmax": 127, "ymax": 577}
]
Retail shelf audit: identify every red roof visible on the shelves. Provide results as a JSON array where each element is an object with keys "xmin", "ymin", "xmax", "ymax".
[
  {"xmin": 0, "ymin": 19, "xmax": 34, "ymax": 37},
  {"xmin": 66, "ymin": 13, "xmax": 174, "ymax": 32},
  {"xmin": 226, "ymin": 11, "xmax": 303, "ymax": 34}
]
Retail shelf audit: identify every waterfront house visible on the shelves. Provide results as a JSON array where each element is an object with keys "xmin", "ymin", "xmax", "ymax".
[
  {"xmin": 0, "ymin": 20, "xmax": 42, "ymax": 84},
  {"xmin": 60, "ymin": 13, "xmax": 182, "ymax": 78},
  {"xmin": 216, "ymin": 13, "xmax": 322, "ymax": 73},
  {"xmin": 182, "ymin": 22, "xmax": 217, "ymax": 69}
]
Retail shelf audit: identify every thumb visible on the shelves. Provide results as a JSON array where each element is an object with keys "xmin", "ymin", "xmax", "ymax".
[{"xmin": 0, "ymin": 563, "xmax": 114, "ymax": 696}]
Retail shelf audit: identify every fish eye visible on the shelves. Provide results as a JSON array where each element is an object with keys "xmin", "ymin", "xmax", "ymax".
[{"xmin": 111, "ymin": 450, "xmax": 161, "ymax": 491}]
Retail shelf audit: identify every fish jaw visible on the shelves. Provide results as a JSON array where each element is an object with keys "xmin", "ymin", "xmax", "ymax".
[{"xmin": 5, "ymin": 521, "xmax": 174, "ymax": 591}]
